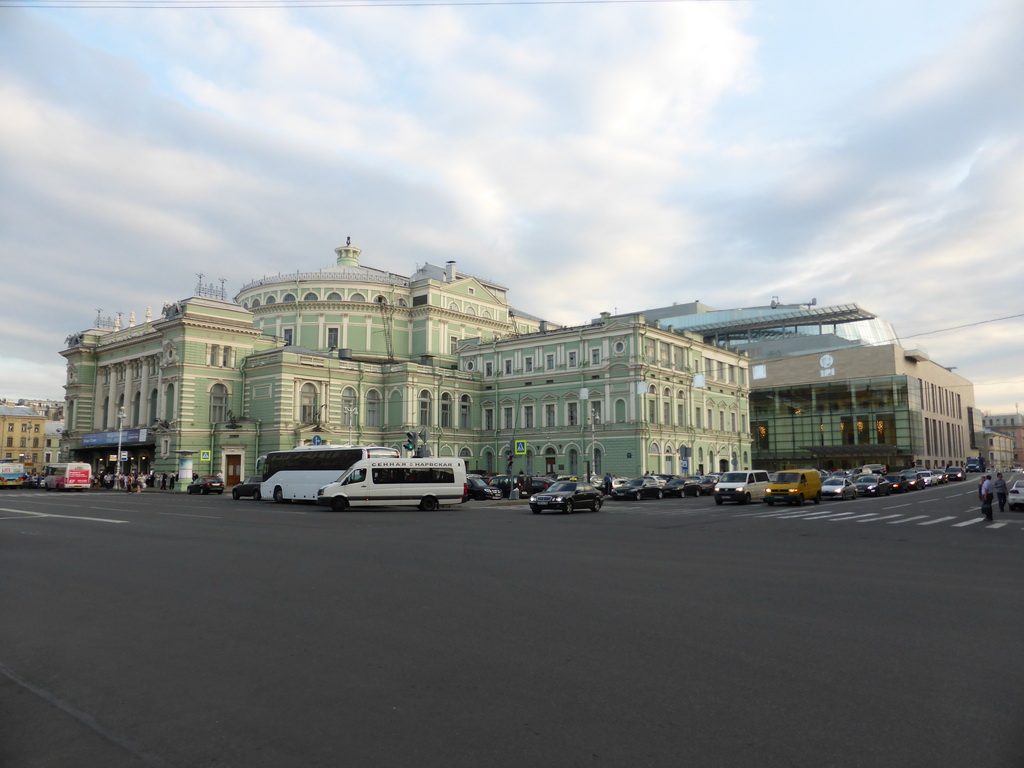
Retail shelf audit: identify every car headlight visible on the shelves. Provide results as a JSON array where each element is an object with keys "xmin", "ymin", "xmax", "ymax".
[{"xmin": 529, "ymin": 495, "xmax": 538, "ymax": 502}]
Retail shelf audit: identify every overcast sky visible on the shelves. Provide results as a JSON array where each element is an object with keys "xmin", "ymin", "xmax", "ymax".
[{"xmin": 2, "ymin": 0, "xmax": 1022, "ymax": 414}]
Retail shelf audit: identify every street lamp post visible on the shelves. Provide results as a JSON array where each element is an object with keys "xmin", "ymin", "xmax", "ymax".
[
  {"xmin": 344, "ymin": 406, "xmax": 357, "ymax": 444},
  {"xmin": 115, "ymin": 406, "xmax": 126, "ymax": 488}
]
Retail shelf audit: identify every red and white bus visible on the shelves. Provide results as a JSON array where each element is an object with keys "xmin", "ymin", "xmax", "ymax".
[{"xmin": 43, "ymin": 462, "xmax": 92, "ymax": 491}]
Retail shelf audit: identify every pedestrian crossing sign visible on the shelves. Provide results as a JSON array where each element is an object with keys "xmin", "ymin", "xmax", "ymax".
[
  {"xmin": 514, "ymin": 440, "xmax": 527, "ymax": 455},
  {"xmin": 200, "ymin": 450, "xmax": 211, "ymax": 462}
]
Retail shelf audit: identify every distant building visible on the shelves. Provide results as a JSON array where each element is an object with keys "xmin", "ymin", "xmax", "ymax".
[
  {"xmin": 982, "ymin": 412, "xmax": 1023, "ymax": 467},
  {"xmin": 0, "ymin": 405, "xmax": 47, "ymax": 467},
  {"xmin": 980, "ymin": 428, "xmax": 1015, "ymax": 470}
]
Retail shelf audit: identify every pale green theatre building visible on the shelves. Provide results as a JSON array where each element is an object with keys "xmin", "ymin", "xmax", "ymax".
[{"xmin": 60, "ymin": 242, "xmax": 751, "ymax": 485}]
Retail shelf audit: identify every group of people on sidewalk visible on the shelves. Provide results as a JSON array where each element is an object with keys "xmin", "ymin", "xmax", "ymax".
[{"xmin": 977, "ymin": 472, "xmax": 1010, "ymax": 521}]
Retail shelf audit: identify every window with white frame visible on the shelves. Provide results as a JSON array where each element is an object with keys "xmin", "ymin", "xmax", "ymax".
[
  {"xmin": 450, "ymin": 336, "xmax": 459, "ymax": 355},
  {"xmin": 366, "ymin": 390, "xmax": 381, "ymax": 427},
  {"xmin": 524, "ymin": 357, "xmax": 533, "ymax": 372},
  {"xmin": 342, "ymin": 387, "xmax": 357, "ymax": 426},
  {"xmin": 299, "ymin": 383, "xmax": 318, "ymax": 424},
  {"xmin": 210, "ymin": 383, "xmax": 228, "ymax": 423},
  {"xmin": 591, "ymin": 348, "xmax": 601, "ymax": 366},
  {"xmin": 567, "ymin": 402, "xmax": 578, "ymax": 426},
  {"xmin": 503, "ymin": 407, "xmax": 514, "ymax": 429},
  {"xmin": 484, "ymin": 408, "xmax": 494, "ymax": 431},
  {"xmin": 504, "ymin": 359, "xmax": 513, "ymax": 375},
  {"xmin": 440, "ymin": 393, "xmax": 453, "ymax": 428},
  {"xmin": 546, "ymin": 354, "xmax": 555, "ymax": 370},
  {"xmin": 485, "ymin": 361, "xmax": 494, "ymax": 377},
  {"xmin": 568, "ymin": 351, "xmax": 577, "ymax": 367},
  {"xmin": 459, "ymin": 395, "xmax": 471, "ymax": 429},
  {"xmin": 327, "ymin": 328, "xmax": 339, "ymax": 348},
  {"xmin": 524, "ymin": 405, "xmax": 534, "ymax": 428},
  {"xmin": 418, "ymin": 390, "xmax": 432, "ymax": 426},
  {"xmin": 545, "ymin": 403, "xmax": 556, "ymax": 427}
]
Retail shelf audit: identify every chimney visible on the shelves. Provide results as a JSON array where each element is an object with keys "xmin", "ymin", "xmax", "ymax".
[{"xmin": 445, "ymin": 261, "xmax": 456, "ymax": 282}]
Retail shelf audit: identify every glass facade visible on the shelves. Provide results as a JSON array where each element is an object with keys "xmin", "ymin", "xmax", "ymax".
[{"xmin": 750, "ymin": 376, "xmax": 925, "ymax": 470}]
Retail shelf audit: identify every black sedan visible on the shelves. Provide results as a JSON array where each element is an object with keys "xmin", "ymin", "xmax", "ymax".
[
  {"xmin": 899, "ymin": 470, "xmax": 924, "ymax": 491},
  {"xmin": 885, "ymin": 473, "xmax": 910, "ymax": 493},
  {"xmin": 609, "ymin": 477, "xmax": 664, "ymax": 501},
  {"xmin": 944, "ymin": 466, "xmax": 966, "ymax": 482},
  {"xmin": 186, "ymin": 475, "xmax": 225, "ymax": 495},
  {"xmin": 663, "ymin": 477, "xmax": 693, "ymax": 497},
  {"xmin": 232, "ymin": 475, "xmax": 264, "ymax": 500},
  {"xmin": 530, "ymin": 481, "xmax": 603, "ymax": 514},
  {"xmin": 854, "ymin": 474, "xmax": 892, "ymax": 496},
  {"xmin": 489, "ymin": 475, "xmax": 553, "ymax": 498},
  {"xmin": 464, "ymin": 476, "xmax": 502, "ymax": 501}
]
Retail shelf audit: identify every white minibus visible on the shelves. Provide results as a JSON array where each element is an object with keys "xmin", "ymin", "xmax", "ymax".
[
  {"xmin": 316, "ymin": 458, "xmax": 467, "ymax": 511},
  {"xmin": 43, "ymin": 462, "xmax": 92, "ymax": 491},
  {"xmin": 259, "ymin": 445, "xmax": 401, "ymax": 503}
]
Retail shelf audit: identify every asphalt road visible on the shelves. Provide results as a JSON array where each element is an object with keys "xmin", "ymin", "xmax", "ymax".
[{"xmin": 2, "ymin": 477, "xmax": 1023, "ymax": 768}]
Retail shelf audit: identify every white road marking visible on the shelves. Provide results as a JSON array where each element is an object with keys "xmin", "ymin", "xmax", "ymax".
[
  {"xmin": 858, "ymin": 514, "xmax": 905, "ymax": 523},
  {"xmin": 987, "ymin": 522, "xmax": 1008, "ymax": 529},
  {"xmin": 829, "ymin": 513, "xmax": 881, "ymax": 522},
  {"xmin": 887, "ymin": 515, "xmax": 929, "ymax": 524},
  {"xmin": 952, "ymin": 518, "xmax": 986, "ymax": 527},
  {"xmin": 918, "ymin": 516, "xmax": 957, "ymax": 525},
  {"xmin": 0, "ymin": 508, "xmax": 128, "ymax": 524},
  {"xmin": 155, "ymin": 512, "xmax": 222, "ymax": 519},
  {"xmin": 883, "ymin": 503, "xmax": 912, "ymax": 510}
]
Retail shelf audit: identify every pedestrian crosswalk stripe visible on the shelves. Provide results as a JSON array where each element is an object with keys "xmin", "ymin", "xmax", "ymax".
[
  {"xmin": 859, "ymin": 514, "xmax": 904, "ymax": 523},
  {"xmin": 952, "ymin": 517, "xmax": 985, "ymax": 527},
  {"xmin": 887, "ymin": 515, "xmax": 929, "ymax": 524},
  {"xmin": 918, "ymin": 516, "xmax": 957, "ymax": 526},
  {"xmin": 829, "ymin": 513, "xmax": 881, "ymax": 522},
  {"xmin": 987, "ymin": 522, "xmax": 1008, "ymax": 529}
]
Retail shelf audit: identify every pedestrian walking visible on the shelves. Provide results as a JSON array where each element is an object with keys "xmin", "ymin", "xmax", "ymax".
[
  {"xmin": 603, "ymin": 473, "xmax": 613, "ymax": 496},
  {"xmin": 979, "ymin": 474, "xmax": 995, "ymax": 521},
  {"xmin": 994, "ymin": 472, "xmax": 1008, "ymax": 513},
  {"xmin": 169, "ymin": 473, "xmax": 176, "ymax": 491}
]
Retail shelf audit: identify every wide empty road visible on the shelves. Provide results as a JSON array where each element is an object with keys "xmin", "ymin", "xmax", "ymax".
[{"xmin": 2, "ymin": 484, "xmax": 1023, "ymax": 767}]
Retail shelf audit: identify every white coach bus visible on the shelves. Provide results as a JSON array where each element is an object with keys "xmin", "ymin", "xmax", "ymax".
[
  {"xmin": 316, "ymin": 457, "xmax": 467, "ymax": 512},
  {"xmin": 258, "ymin": 445, "xmax": 401, "ymax": 503}
]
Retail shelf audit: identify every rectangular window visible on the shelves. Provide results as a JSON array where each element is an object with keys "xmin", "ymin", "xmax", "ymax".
[
  {"xmin": 485, "ymin": 361, "xmax": 494, "ymax": 377},
  {"xmin": 327, "ymin": 328, "xmax": 339, "ymax": 348},
  {"xmin": 524, "ymin": 405, "xmax": 534, "ymax": 428},
  {"xmin": 484, "ymin": 409, "xmax": 494, "ymax": 431},
  {"xmin": 568, "ymin": 351, "xmax": 578, "ymax": 368},
  {"xmin": 663, "ymin": 402, "xmax": 671, "ymax": 424},
  {"xmin": 222, "ymin": 346, "xmax": 232, "ymax": 367},
  {"xmin": 450, "ymin": 336, "xmax": 459, "ymax": 355},
  {"xmin": 503, "ymin": 407, "xmax": 514, "ymax": 429},
  {"xmin": 545, "ymin": 403, "xmax": 556, "ymax": 427},
  {"xmin": 525, "ymin": 357, "xmax": 533, "ymax": 372},
  {"xmin": 283, "ymin": 328, "xmax": 293, "ymax": 345},
  {"xmin": 591, "ymin": 349, "xmax": 601, "ymax": 366},
  {"xmin": 677, "ymin": 403, "xmax": 686, "ymax": 426},
  {"xmin": 209, "ymin": 345, "xmax": 219, "ymax": 366},
  {"xmin": 719, "ymin": 411, "xmax": 725, "ymax": 431},
  {"xmin": 590, "ymin": 401, "xmax": 602, "ymax": 424},
  {"xmin": 694, "ymin": 409, "xmax": 701, "ymax": 429},
  {"xmin": 568, "ymin": 402, "xmax": 578, "ymax": 426},
  {"xmin": 504, "ymin": 360, "xmax": 513, "ymax": 375},
  {"xmin": 731, "ymin": 412, "xmax": 737, "ymax": 432},
  {"xmin": 546, "ymin": 354, "xmax": 555, "ymax": 370}
]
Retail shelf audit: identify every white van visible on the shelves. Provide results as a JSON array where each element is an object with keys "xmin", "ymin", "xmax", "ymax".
[
  {"xmin": 316, "ymin": 458, "xmax": 467, "ymax": 512},
  {"xmin": 713, "ymin": 470, "xmax": 772, "ymax": 505}
]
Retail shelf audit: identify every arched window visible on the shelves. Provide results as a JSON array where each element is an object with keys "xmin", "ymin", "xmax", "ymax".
[
  {"xmin": 388, "ymin": 390, "xmax": 402, "ymax": 426},
  {"xmin": 283, "ymin": 293, "xmax": 296, "ymax": 303},
  {"xmin": 265, "ymin": 296, "xmax": 276, "ymax": 305},
  {"xmin": 482, "ymin": 310, "xmax": 491, "ymax": 319},
  {"xmin": 210, "ymin": 383, "xmax": 229, "ymax": 422},
  {"xmin": 132, "ymin": 390, "xmax": 141, "ymax": 426},
  {"xmin": 342, "ymin": 387, "xmax": 357, "ymax": 426},
  {"xmin": 397, "ymin": 298, "xmax": 408, "ymax": 307},
  {"xmin": 568, "ymin": 448, "xmax": 579, "ymax": 476},
  {"xmin": 303, "ymin": 292, "xmax": 318, "ymax": 301},
  {"xmin": 615, "ymin": 398, "xmax": 626, "ymax": 423},
  {"xmin": 418, "ymin": 390, "xmax": 432, "ymax": 426},
  {"xmin": 374, "ymin": 295, "xmax": 388, "ymax": 305},
  {"xmin": 440, "ymin": 392, "xmax": 452, "ymax": 428},
  {"xmin": 350, "ymin": 293, "xmax": 366, "ymax": 303},
  {"xmin": 164, "ymin": 383, "xmax": 175, "ymax": 422},
  {"xmin": 148, "ymin": 388, "xmax": 158, "ymax": 424},
  {"xmin": 299, "ymin": 383, "xmax": 318, "ymax": 424},
  {"xmin": 251, "ymin": 298, "xmax": 261, "ymax": 308},
  {"xmin": 594, "ymin": 448, "xmax": 602, "ymax": 477},
  {"xmin": 327, "ymin": 292, "xmax": 342, "ymax": 301},
  {"xmin": 449, "ymin": 302, "xmax": 459, "ymax": 311},
  {"xmin": 459, "ymin": 447, "xmax": 472, "ymax": 458},
  {"xmin": 465, "ymin": 306, "xmax": 476, "ymax": 316},
  {"xmin": 483, "ymin": 450, "xmax": 494, "ymax": 474},
  {"xmin": 102, "ymin": 397, "xmax": 109, "ymax": 429},
  {"xmin": 366, "ymin": 390, "xmax": 381, "ymax": 428},
  {"xmin": 459, "ymin": 394, "xmax": 471, "ymax": 429}
]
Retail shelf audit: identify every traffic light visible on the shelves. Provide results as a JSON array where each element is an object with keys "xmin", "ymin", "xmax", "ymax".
[
  {"xmin": 404, "ymin": 431, "xmax": 418, "ymax": 452},
  {"xmin": 418, "ymin": 428, "xmax": 431, "ymax": 457}
]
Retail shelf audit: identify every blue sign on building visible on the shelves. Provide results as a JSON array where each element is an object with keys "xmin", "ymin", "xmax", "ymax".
[{"xmin": 81, "ymin": 429, "xmax": 150, "ymax": 447}]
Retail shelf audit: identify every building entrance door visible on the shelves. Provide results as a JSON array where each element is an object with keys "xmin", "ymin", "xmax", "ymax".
[{"xmin": 226, "ymin": 454, "xmax": 242, "ymax": 487}]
